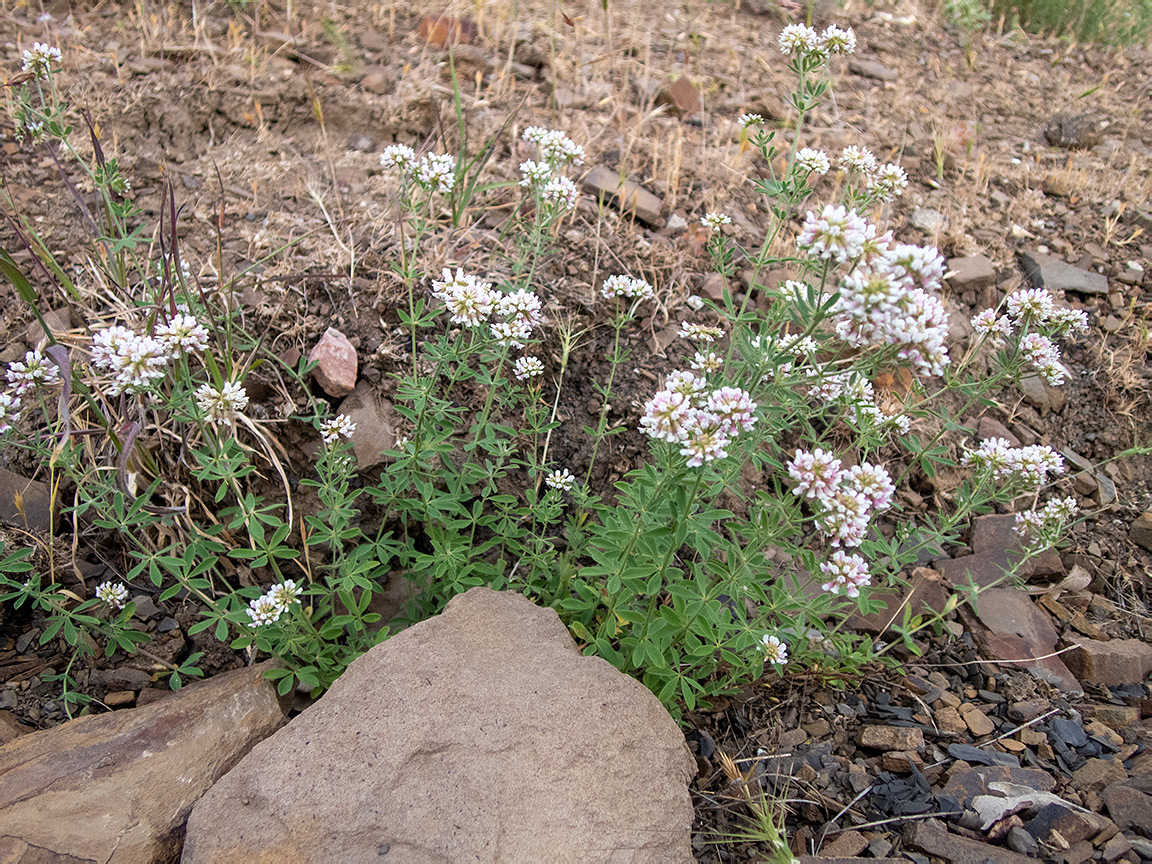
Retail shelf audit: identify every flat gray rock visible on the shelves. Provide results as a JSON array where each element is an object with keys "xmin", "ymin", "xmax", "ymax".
[
  {"xmin": 183, "ymin": 588, "xmax": 695, "ymax": 863},
  {"xmin": 1019, "ymin": 251, "xmax": 1108, "ymax": 295}
]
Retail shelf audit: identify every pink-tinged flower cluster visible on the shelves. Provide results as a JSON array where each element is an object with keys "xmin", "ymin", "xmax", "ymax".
[
  {"xmin": 1020, "ymin": 333, "xmax": 1064, "ymax": 385},
  {"xmin": 972, "ymin": 308, "xmax": 1014, "ymax": 346},
  {"xmin": 797, "ymin": 204, "xmax": 868, "ymax": 263},
  {"xmin": 788, "ymin": 450, "xmax": 894, "ymax": 547},
  {"xmin": 1014, "ymin": 496, "xmax": 1077, "ymax": 539},
  {"xmin": 820, "ymin": 550, "xmax": 871, "ymax": 598},
  {"xmin": 981, "ymin": 286, "xmax": 1084, "ymax": 384},
  {"xmin": 833, "ymin": 258, "xmax": 950, "ymax": 377},
  {"xmin": 961, "ymin": 437, "xmax": 1065, "ymax": 486},
  {"xmin": 640, "ymin": 377, "xmax": 757, "ymax": 468}
]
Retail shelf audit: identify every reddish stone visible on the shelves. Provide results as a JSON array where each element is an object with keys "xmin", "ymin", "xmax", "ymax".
[
  {"xmin": 1065, "ymin": 638, "xmax": 1152, "ymax": 687},
  {"xmin": 308, "ymin": 327, "xmax": 358, "ymax": 397}
]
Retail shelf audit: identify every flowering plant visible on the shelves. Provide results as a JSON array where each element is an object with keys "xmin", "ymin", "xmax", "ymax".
[{"xmin": 0, "ymin": 29, "xmax": 1098, "ymax": 722}]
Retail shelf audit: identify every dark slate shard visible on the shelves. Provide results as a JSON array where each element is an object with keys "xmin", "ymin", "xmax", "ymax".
[
  {"xmin": 948, "ymin": 743, "xmax": 1019, "ymax": 767},
  {"xmin": 1050, "ymin": 717, "xmax": 1089, "ymax": 748}
]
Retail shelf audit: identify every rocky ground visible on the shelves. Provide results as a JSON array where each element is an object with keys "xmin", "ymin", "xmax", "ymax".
[{"xmin": 1, "ymin": 0, "xmax": 1151, "ymax": 860}]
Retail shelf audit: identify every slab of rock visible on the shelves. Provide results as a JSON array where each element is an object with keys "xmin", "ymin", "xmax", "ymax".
[
  {"xmin": 1072, "ymin": 758, "xmax": 1127, "ymax": 795},
  {"xmin": 963, "ymin": 588, "xmax": 1082, "ymax": 693},
  {"xmin": 848, "ymin": 58, "xmax": 897, "ymax": 81},
  {"xmin": 860, "ymin": 726, "xmax": 924, "ymax": 752},
  {"xmin": 583, "ymin": 164, "xmax": 664, "ymax": 226},
  {"xmin": 904, "ymin": 819, "xmax": 1035, "ymax": 864},
  {"xmin": 23, "ymin": 307, "xmax": 73, "ymax": 348},
  {"xmin": 1019, "ymin": 250, "xmax": 1108, "ymax": 295},
  {"xmin": 183, "ymin": 588, "xmax": 695, "ymax": 863},
  {"xmin": 308, "ymin": 327, "xmax": 357, "ymax": 397},
  {"xmin": 1043, "ymin": 111, "xmax": 1106, "ymax": 150},
  {"xmin": 845, "ymin": 567, "xmax": 951, "ymax": 636},
  {"xmin": 337, "ymin": 380, "xmax": 399, "ymax": 471},
  {"xmin": 0, "ymin": 467, "xmax": 53, "ymax": 533},
  {"xmin": 0, "ymin": 663, "xmax": 286, "ymax": 864},
  {"xmin": 947, "ymin": 256, "xmax": 996, "ymax": 291},
  {"xmin": 976, "ymin": 416, "xmax": 1021, "ymax": 448},
  {"xmin": 1065, "ymin": 638, "xmax": 1152, "ymax": 687},
  {"xmin": 1103, "ymin": 784, "xmax": 1152, "ymax": 836},
  {"xmin": 656, "ymin": 77, "xmax": 700, "ymax": 117},
  {"xmin": 1130, "ymin": 511, "xmax": 1152, "ymax": 551}
]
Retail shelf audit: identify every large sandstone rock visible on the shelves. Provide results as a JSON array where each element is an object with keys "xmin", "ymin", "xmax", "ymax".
[
  {"xmin": 0, "ymin": 663, "xmax": 287, "ymax": 863},
  {"xmin": 184, "ymin": 588, "xmax": 695, "ymax": 863}
]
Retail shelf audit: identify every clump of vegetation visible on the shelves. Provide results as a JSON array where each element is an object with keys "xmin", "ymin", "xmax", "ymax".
[
  {"xmin": 943, "ymin": 0, "xmax": 1152, "ymax": 44},
  {"xmin": 1, "ymin": 28, "xmax": 1093, "ymax": 728}
]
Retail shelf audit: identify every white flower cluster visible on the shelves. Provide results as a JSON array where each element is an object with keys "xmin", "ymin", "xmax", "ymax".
[
  {"xmin": 971, "ymin": 287, "xmax": 1086, "ymax": 386},
  {"xmin": 701, "ymin": 212, "xmax": 731, "ymax": 230},
  {"xmin": 246, "ymin": 579, "xmax": 302, "ymax": 627},
  {"xmin": 678, "ymin": 322, "xmax": 725, "ymax": 343},
  {"xmin": 1014, "ymin": 496, "xmax": 1077, "ymax": 540},
  {"xmin": 0, "ymin": 392, "xmax": 20, "ymax": 435},
  {"xmin": 195, "ymin": 381, "xmax": 249, "ymax": 425},
  {"xmin": 519, "ymin": 128, "xmax": 584, "ymax": 213},
  {"xmin": 91, "ymin": 315, "xmax": 210, "ymax": 395},
  {"xmin": 961, "ymin": 437, "xmax": 1065, "ymax": 486},
  {"xmin": 21, "ymin": 42, "xmax": 61, "ymax": 78},
  {"xmin": 834, "ymin": 146, "xmax": 909, "ymax": 203},
  {"xmin": 522, "ymin": 126, "xmax": 585, "ymax": 167},
  {"xmin": 759, "ymin": 633, "xmax": 788, "ymax": 667},
  {"xmin": 640, "ymin": 373, "xmax": 758, "ymax": 468},
  {"xmin": 319, "ymin": 413, "xmax": 356, "ymax": 444},
  {"xmin": 6, "ymin": 349, "xmax": 60, "ymax": 395},
  {"xmin": 778, "ymin": 23, "xmax": 856, "ymax": 59},
  {"xmin": 544, "ymin": 467, "xmax": 576, "ymax": 491},
  {"xmin": 794, "ymin": 148, "xmax": 831, "ymax": 176},
  {"xmin": 797, "ymin": 211, "xmax": 950, "ymax": 377},
  {"xmin": 513, "ymin": 356, "xmax": 544, "ymax": 380},
  {"xmin": 96, "ymin": 580, "xmax": 130, "ymax": 609},
  {"xmin": 431, "ymin": 269, "xmax": 544, "ymax": 349},
  {"xmin": 600, "ymin": 274, "xmax": 654, "ymax": 302},
  {"xmin": 787, "ymin": 449, "xmax": 895, "ymax": 548},
  {"xmin": 378, "ymin": 145, "xmax": 456, "ymax": 194}
]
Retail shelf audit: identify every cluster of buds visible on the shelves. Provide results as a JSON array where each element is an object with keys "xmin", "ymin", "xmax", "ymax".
[
  {"xmin": 246, "ymin": 579, "xmax": 303, "ymax": 627},
  {"xmin": 787, "ymin": 449, "xmax": 894, "ymax": 548}
]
